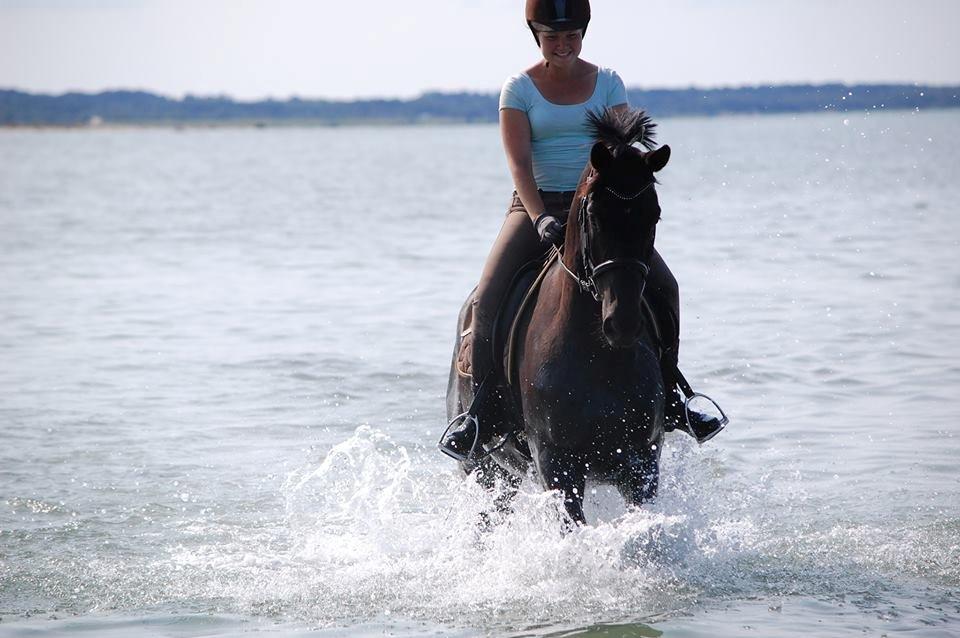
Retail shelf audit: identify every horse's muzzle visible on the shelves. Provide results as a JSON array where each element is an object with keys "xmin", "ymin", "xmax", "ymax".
[
  {"xmin": 600, "ymin": 278, "xmax": 646, "ymax": 348},
  {"xmin": 602, "ymin": 310, "xmax": 642, "ymax": 348}
]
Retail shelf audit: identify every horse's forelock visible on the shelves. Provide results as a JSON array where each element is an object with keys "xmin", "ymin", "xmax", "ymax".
[
  {"xmin": 574, "ymin": 109, "xmax": 660, "ymax": 216},
  {"xmin": 586, "ymin": 108, "xmax": 657, "ymax": 155}
]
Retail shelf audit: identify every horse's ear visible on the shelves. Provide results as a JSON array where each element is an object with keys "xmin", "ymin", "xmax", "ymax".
[
  {"xmin": 590, "ymin": 142, "xmax": 614, "ymax": 173},
  {"xmin": 646, "ymin": 145, "xmax": 671, "ymax": 172}
]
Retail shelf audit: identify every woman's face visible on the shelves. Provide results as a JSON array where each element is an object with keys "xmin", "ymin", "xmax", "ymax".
[{"xmin": 538, "ymin": 29, "xmax": 583, "ymax": 68}]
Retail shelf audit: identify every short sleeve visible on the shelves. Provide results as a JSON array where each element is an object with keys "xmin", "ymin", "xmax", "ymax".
[
  {"xmin": 605, "ymin": 69, "xmax": 628, "ymax": 107},
  {"xmin": 499, "ymin": 74, "xmax": 529, "ymax": 111}
]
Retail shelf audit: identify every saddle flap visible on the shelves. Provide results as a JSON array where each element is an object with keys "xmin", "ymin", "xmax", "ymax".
[
  {"xmin": 501, "ymin": 250, "xmax": 561, "ymax": 386},
  {"xmin": 455, "ymin": 255, "xmax": 551, "ymax": 383}
]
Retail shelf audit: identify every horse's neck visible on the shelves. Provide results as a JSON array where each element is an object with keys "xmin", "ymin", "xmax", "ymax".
[{"xmin": 555, "ymin": 201, "xmax": 595, "ymax": 325}]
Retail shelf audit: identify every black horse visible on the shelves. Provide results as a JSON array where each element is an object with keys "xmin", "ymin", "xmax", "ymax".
[{"xmin": 446, "ymin": 108, "xmax": 673, "ymax": 525}]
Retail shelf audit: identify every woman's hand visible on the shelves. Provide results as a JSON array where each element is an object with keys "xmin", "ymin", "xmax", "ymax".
[{"xmin": 534, "ymin": 213, "xmax": 564, "ymax": 247}]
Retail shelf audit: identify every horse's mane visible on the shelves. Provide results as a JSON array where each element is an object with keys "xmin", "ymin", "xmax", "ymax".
[{"xmin": 586, "ymin": 108, "xmax": 657, "ymax": 155}]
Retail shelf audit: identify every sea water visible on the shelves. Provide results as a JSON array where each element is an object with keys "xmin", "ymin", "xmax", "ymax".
[{"xmin": 0, "ymin": 110, "xmax": 958, "ymax": 636}]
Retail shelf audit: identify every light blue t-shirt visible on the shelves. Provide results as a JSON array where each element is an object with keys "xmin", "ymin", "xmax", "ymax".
[{"xmin": 499, "ymin": 67, "xmax": 628, "ymax": 192}]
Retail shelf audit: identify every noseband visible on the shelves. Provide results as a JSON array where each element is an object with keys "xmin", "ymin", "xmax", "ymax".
[{"xmin": 559, "ymin": 181, "xmax": 655, "ymax": 302}]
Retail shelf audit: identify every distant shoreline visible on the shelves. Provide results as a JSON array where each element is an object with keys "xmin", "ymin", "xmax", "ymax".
[
  {"xmin": 3, "ymin": 109, "xmax": 956, "ymax": 132},
  {"xmin": 2, "ymin": 83, "xmax": 958, "ymax": 127}
]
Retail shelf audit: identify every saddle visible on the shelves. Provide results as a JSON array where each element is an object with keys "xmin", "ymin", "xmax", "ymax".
[
  {"xmin": 456, "ymin": 254, "xmax": 551, "ymax": 383},
  {"xmin": 457, "ymin": 248, "xmax": 670, "ymax": 389}
]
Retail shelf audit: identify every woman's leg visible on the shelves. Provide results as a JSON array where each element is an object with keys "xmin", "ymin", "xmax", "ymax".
[
  {"xmin": 646, "ymin": 248, "xmax": 680, "ymax": 370},
  {"xmin": 441, "ymin": 204, "xmax": 544, "ymax": 459},
  {"xmin": 648, "ymin": 250, "xmax": 725, "ymax": 443},
  {"xmin": 441, "ymin": 192, "xmax": 572, "ymax": 459},
  {"xmin": 471, "ymin": 208, "xmax": 544, "ymax": 382}
]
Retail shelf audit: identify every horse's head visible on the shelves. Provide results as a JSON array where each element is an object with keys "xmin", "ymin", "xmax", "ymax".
[{"xmin": 571, "ymin": 108, "xmax": 670, "ymax": 348}]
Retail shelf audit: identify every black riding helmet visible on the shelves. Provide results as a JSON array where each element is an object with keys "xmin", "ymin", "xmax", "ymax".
[{"xmin": 526, "ymin": 0, "xmax": 591, "ymax": 45}]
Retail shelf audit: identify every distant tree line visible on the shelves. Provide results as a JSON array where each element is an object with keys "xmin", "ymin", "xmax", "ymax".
[{"xmin": 1, "ymin": 84, "xmax": 957, "ymax": 126}]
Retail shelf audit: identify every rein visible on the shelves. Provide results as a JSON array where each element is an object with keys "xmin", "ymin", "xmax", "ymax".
[{"xmin": 558, "ymin": 181, "xmax": 655, "ymax": 302}]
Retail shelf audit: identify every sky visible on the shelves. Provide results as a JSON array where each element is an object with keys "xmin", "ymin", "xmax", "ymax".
[{"xmin": 1, "ymin": 0, "xmax": 959, "ymax": 100}]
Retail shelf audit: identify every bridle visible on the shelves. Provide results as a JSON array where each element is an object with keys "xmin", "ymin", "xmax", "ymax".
[{"xmin": 558, "ymin": 180, "xmax": 656, "ymax": 302}]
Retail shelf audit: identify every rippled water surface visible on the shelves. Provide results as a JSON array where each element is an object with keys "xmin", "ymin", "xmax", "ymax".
[{"xmin": 1, "ymin": 110, "xmax": 959, "ymax": 637}]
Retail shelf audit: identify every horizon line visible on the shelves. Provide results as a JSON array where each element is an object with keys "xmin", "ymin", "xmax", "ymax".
[{"xmin": 3, "ymin": 81, "xmax": 957, "ymax": 104}]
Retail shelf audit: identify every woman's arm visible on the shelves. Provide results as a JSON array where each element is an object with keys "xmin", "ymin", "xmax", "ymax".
[{"xmin": 500, "ymin": 108, "xmax": 546, "ymax": 225}]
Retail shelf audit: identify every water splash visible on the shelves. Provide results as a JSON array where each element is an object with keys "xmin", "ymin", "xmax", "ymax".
[{"xmin": 4, "ymin": 425, "xmax": 957, "ymax": 632}]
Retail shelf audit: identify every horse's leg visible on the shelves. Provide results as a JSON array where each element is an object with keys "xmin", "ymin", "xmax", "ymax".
[
  {"xmin": 617, "ymin": 452, "xmax": 660, "ymax": 507},
  {"xmin": 471, "ymin": 456, "xmax": 519, "ymax": 492},
  {"xmin": 535, "ymin": 446, "xmax": 587, "ymax": 526},
  {"xmin": 473, "ymin": 457, "xmax": 522, "ymax": 533},
  {"xmin": 493, "ymin": 475, "xmax": 520, "ymax": 514}
]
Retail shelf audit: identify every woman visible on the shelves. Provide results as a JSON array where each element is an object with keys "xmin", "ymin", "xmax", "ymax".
[{"xmin": 441, "ymin": 0, "xmax": 723, "ymax": 458}]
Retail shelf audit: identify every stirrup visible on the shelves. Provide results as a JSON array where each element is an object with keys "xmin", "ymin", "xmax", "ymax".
[
  {"xmin": 438, "ymin": 412, "xmax": 481, "ymax": 463},
  {"xmin": 682, "ymin": 392, "xmax": 729, "ymax": 444}
]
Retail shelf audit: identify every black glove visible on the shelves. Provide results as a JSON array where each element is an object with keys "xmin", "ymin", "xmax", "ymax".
[{"xmin": 534, "ymin": 213, "xmax": 563, "ymax": 247}]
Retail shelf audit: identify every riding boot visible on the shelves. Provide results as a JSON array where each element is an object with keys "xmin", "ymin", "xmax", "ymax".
[
  {"xmin": 660, "ymin": 346, "xmax": 685, "ymax": 434},
  {"xmin": 470, "ymin": 300, "xmax": 496, "ymax": 389},
  {"xmin": 439, "ymin": 306, "xmax": 495, "ymax": 461}
]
